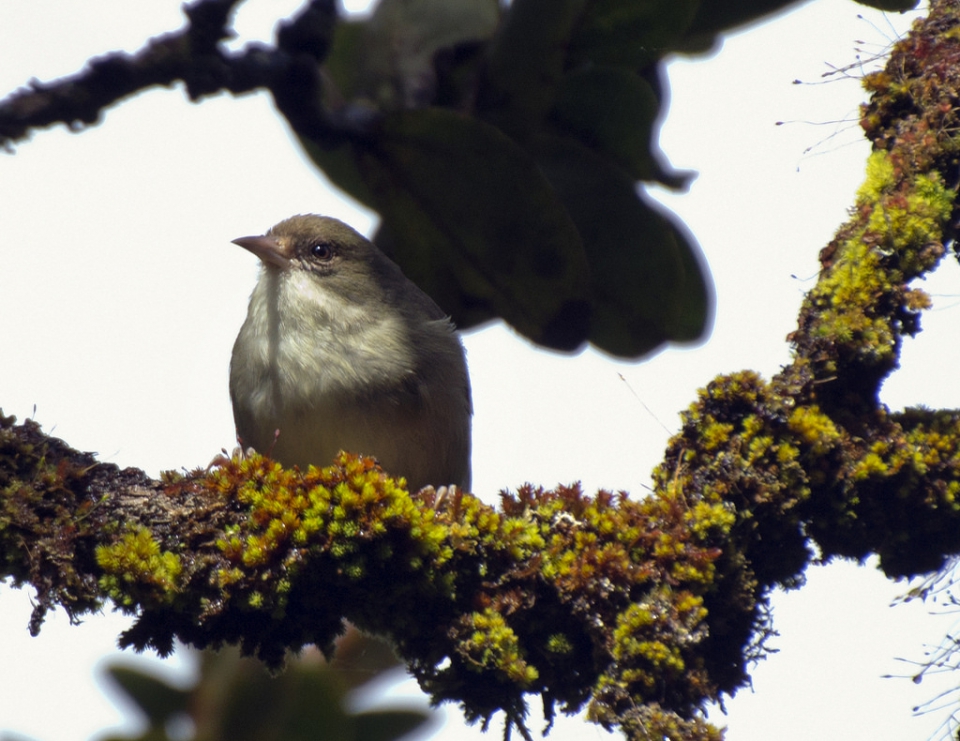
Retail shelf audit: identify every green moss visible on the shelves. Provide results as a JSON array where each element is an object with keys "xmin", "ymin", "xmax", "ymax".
[
  {"xmin": 857, "ymin": 150, "xmax": 897, "ymax": 202},
  {"xmin": 96, "ymin": 526, "xmax": 182, "ymax": 607},
  {"xmin": 603, "ymin": 590, "xmax": 707, "ymax": 699},
  {"xmin": 461, "ymin": 608, "xmax": 539, "ymax": 686},
  {"xmin": 788, "ymin": 406, "xmax": 841, "ymax": 452},
  {"xmin": 701, "ymin": 421, "xmax": 734, "ymax": 450},
  {"xmin": 545, "ymin": 633, "xmax": 573, "ymax": 654}
]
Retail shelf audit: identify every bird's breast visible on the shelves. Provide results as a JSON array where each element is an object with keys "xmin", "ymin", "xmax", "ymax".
[{"xmin": 229, "ymin": 267, "xmax": 470, "ymax": 489}]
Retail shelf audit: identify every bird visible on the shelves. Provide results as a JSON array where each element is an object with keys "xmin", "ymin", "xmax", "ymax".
[{"xmin": 228, "ymin": 214, "xmax": 472, "ymax": 491}]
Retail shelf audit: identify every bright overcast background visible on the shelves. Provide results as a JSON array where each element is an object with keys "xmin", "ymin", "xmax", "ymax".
[{"xmin": 2, "ymin": 1, "xmax": 960, "ymax": 739}]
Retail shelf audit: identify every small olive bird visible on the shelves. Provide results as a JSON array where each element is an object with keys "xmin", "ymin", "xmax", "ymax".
[{"xmin": 229, "ymin": 214, "xmax": 472, "ymax": 491}]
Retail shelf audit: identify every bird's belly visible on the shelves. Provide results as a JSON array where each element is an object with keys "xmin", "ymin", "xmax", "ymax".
[
  {"xmin": 249, "ymin": 398, "xmax": 463, "ymax": 492},
  {"xmin": 269, "ymin": 404, "xmax": 398, "ymax": 470}
]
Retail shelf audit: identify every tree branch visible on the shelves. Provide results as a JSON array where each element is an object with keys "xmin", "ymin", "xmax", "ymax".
[
  {"xmin": 0, "ymin": 410, "xmax": 735, "ymax": 740},
  {"xmin": 0, "ymin": 0, "xmax": 341, "ymax": 150}
]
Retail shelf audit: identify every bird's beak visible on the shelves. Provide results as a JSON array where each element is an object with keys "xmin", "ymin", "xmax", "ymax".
[{"xmin": 232, "ymin": 235, "xmax": 293, "ymax": 269}]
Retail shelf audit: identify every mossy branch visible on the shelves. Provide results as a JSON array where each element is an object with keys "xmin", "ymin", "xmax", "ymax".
[
  {"xmin": 5, "ymin": 2, "xmax": 960, "ymax": 741},
  {"xmin": 676, "ymin": 0, "xmax": 960, "ymax": 584},
  {"xmin": 1, "ymin": 411, "xmax": 733, "ymax": 740}
]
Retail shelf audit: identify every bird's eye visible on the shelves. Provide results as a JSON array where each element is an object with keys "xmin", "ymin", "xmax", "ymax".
[{"xmin": 310, "ymin": 243, "xmax": 334, "ymax": 261}]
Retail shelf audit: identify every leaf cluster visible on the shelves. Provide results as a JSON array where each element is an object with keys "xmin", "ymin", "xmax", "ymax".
[
  {"xmin": 0, "ymin": 0, "xmax": 917, "ymax": 358},
  {"xmin": 308, "ymin": 0, "xmax": 719, "ymax": 357},
  {"xmin": 101, "ymin": 633, "xmax": 430, "ymax": 741},
  {"xmin": 303, "ymin": 0, "xmax": 917, "ymax": 355}
]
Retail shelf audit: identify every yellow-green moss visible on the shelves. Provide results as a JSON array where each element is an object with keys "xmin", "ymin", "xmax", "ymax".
[
  {"xmin": 546, "ymin": 633, "xmax": 573, "ymax": 654},
  {"xmin": 461, "ymin": 608, "xmax": 539, "ymax": 686},
  {"xmin": 96, "ymin": 526, "xmax": 182, "ymax": 606},
  {"xmin": 863, "ymin": 172, "xmax": 951, "ymax": 256},
  {"xmin": 857, "ymin": 150, "xmax": 897, "ymax": 203},
  {"xmin": 788, "ymin": 405, "xmax": 842, "ymax": 454},
  {"xmin": 606, "ymin": 594, "xmax": 704, "ymax": 696}
]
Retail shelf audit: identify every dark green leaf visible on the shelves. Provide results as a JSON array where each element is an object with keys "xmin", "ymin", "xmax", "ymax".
[
  {"xmin": 532, "ymin": 135, "xmax": 711, "ymax": 357},
  {"xmin": 853, "ymin": 0, "xmax": 918, "ymax": 10},
  {"xmin": 217, "ymin": 660, "xmax": 352, "ymax": 741},
  {"xmin": 328, "ymin": 631, "xmax": 405, "ymax": 692},
  {"xmin": 305, "ymin": 1, "xmax": 502, "ymax": 205},
  {"xmin": 475, "ymin": 0, "xmax": 585, "ymax": 138},
  {"xmin": 98, "ymin": 731, "xmax": 171, "ymax": 741},
  {"xmin": 551, "ymin": 65, "xmax": 689, "ymax": 186},
  {"xmin": 299, "ymin": 137, "xmax": 379, "ymax": 211},
  {"xmin": 373, "ymin": 218, "xmax": 496, "ymax": 331},
  {"xmin": 354, "ymin": 709, "xmax": 434, "ymax": 741},
  {"xmin": 358, "ymin": 108, "xmax": 592, "ymax": 351},
  {"xmin": 568, "ymin": 0, "xmax": 700, "ymax": 71},
  {"xmin": 360, "ymin": 0, "xmax": 500, "ymax": 109},
  {"xmin": 663, "ymin": 217, "xmax": 712, "ymax": 342},
  {"xmin": 299, "ymin": 20, "xmax": 377, "ymax": 210},
  {"xmin": 322, "ymin": 2, "xmax": 500, "ymax": 110},
  {"xmin": 105, "ymin": 664, "xmax": 191, "ymax": 729},
  {"xmin": 322, "ymin": 19, "xmax": 366, "ymax": 102},
  {"xmin": 680, "ymin": 0, "xmax": 804, "ymax": 52}
]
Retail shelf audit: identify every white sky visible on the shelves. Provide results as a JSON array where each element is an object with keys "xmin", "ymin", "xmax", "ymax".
[{"xmin": 2, "ymin": 0, "xmax": 960, "ymax": 739}]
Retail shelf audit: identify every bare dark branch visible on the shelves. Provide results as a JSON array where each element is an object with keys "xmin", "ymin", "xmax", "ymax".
[{"xmin": 0, "ymin": 0, "xmax": 340, "ymax": 149}]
